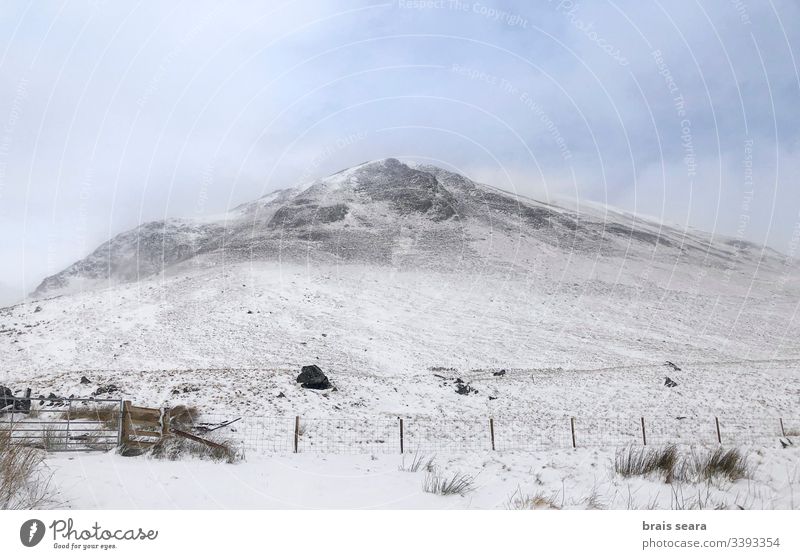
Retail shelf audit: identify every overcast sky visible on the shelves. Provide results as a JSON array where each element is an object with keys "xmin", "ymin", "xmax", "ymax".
[{"xmin": 1, "ymin": 0, "xmax": 799, "ymax": 304}]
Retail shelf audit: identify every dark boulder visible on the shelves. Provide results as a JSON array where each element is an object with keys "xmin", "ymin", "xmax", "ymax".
[
  {"xmin": 664, "ymin": 377, "xmax": 678, "ymax": 388},
  {"xmin": 296, "ymin": 365, "xmax": 331, "ymax": 390},
  {"xmin": 0, "ymin": 386, "xmax": 13, "ymax": 411},
  {"xmin": 80, "ymin": 376, "xmax": 91, "ymax": 384},
  {"xmin": 0, "ymin": 387, "xmax": 31, "ymax": 412}
]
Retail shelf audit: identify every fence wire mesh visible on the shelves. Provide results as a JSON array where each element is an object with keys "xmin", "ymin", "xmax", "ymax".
[
  {"xmin": 187, "ymin": 414, "xmax": 799, "ymax": 456},
  {"xmin": 2, "ymin": 397, "xmax": 795, "ymax": 455}
]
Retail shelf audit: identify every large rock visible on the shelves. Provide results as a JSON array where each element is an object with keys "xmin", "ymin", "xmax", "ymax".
[
  {"xmin": 0, "ymin": 386, "xmax": 13, "ymax": 411},
  {"xmin": 0, "ymin": 386, "xmax": 31, "ymax": 412},
  {"xmin": 296, "ymin": 365, "xmax": 331, "ymax": 390}
]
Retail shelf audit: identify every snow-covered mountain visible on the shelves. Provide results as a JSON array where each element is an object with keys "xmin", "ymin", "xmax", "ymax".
[
  {"xmin": 3, "ymin": 158, "xmax": 799, "ymax": 418},
  {"xmin": 32, "ymin": 158, "xmax": 784, "ymax": 298}
]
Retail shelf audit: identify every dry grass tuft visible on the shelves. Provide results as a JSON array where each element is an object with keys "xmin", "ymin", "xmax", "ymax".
[
  {"xmin": 422, "ymin": 470, "xmax": 476, "ymax": 496},
  {"xmin": 616, "ymin": 445, "xmax": 752, "ymax": 484},
  {"xmin": 399, "ymin": 452, "xmax": 436, "ymax": 473},
  {"xmin": 149, "ymin": 434, "xmax": 241, "ymax": 464},
  {"xmin": 59, "ymin": 405, "xmax": 119, "ymax": 430},
  {"xmin": 686, "ymin": 447, "xmax": 751, "ymax": 482},
  {"xmin": 506, "ymin": 487, "xmax": 562, "ymax": 510},
  {"xmin": 615, "ymin": 445, "xmax": 679, "ymax": 482},
  {"xmin": 0, "ymin": 430, "xmax": 55, "ymax": 509}
]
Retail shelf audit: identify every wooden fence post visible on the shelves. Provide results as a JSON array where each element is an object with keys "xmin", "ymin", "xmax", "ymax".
[
  {"xmin": 120, "ymin": 400, "xmax": 132, "ymax": 445},
  {"xmin": 294, "ymin": 416, "xmax": 300, "ymax": 454},
  {"xmin": 780, "ymin": 418, "xmax": 786, "ymax": 438},
  {"xmin": 641, "ymin": 417, "xmax": 647, "ymax": 446},
  {"xmin": 161, "ymin": 407, "xmax": 171, "ymax": 437},
  {"xmin": 489, "ymin": 418, "xmax": 495, "ymax": 451},
  {"xmin": 715, "ymin": 417, "xmax": 722, "ymax": 444},
  {"xmin": 570, "ymin": 417, "xmax": 576, "ymax": 448},
  {"xmin": 399, "ymin": 418, "xmax": 404, "ymax": 454},
  {"xmin": 64, "ymin": 399, "xmax": 72, "ymax": 450}
]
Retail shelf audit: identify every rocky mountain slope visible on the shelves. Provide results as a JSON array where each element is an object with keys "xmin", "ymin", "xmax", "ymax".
[
  {"xmin": 32, "ymin": 158, "xmax": 785, "ymax": 298},
  {"xmin": 2, "ymin": 159, "xmax": 798, "ymax": 419}
]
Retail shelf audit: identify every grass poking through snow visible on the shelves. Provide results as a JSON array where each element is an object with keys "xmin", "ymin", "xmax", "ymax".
[
  {"xmin": 0, "ymin": 430, "xmax": 56, "ymax": 509},
  {"xmin": 399, "ymin": 452, "xmax": 436, "ymax": 473},
  {"xmin": 422, "ymin": 470, "xmax": 476, "ymax": 496},
  {"xmin": 615, "ymin": 445, "xmax": 752, "ymax": 484}
]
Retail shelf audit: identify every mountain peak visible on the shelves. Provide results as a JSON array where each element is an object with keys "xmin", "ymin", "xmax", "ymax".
[{"xmin": 32, "ymin": 160, "xmax": 778, "ymax": 299}]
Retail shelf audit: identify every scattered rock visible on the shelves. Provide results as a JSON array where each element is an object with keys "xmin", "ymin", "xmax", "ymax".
[
  {"xmin": 493, "ymin": 369, "xmax": 506, "ymax": 377},
  {"xmin": 80, "ymin": 376, "xmax": 91, "ymax": 384},
  {"xmin": 488, "ymin": 396, "xmax": 497, "ymax": 400},
  {"xmin": 277, "ymin": 391, "xmax": 286, "ymax": 398},
  {"xmin": 664, "ymin": 377, "xmax": 678, "ymax": 388},
  {"xmin": 664, "ymin": 361, "xmax": 681, "ymax": 371},
  {"xmin": 34, "ymin": 306, "xmax": 42, "ymax": 313},
  {"xmin": 247, "ymin": 310, "xmax": 253, "ymax": 314},
  {"xmin": 93, "ymin": 384, "xmax": 120, "ymax": 396},
  {"xmin": 455, "ymin": 378, "xmax": 478, "ymax": 395},
  {"xmin": 296, "ymin": 365, "xmax": 331, "ymax": 390},
  {"xmin": 44, "ymin": 393, "xmax": 64, "ymax": 406}
]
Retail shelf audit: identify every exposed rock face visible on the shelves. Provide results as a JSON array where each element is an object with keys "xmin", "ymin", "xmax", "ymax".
[{"xmin": 32, "ymin": 158, "xmax": 784, "ymax": 299}]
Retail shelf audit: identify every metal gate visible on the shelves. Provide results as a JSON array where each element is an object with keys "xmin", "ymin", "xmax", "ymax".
[{"xmin": 0, "ymin": 397, "xmax": 123, "ymax": 452}]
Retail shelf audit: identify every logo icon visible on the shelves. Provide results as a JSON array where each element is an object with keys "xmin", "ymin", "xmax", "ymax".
[{"xmin": 20, "ymin": 519, "xmax": 45, "ymax": 547}]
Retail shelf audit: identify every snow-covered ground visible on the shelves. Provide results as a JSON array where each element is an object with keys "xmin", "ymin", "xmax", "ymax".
[
  {"xmin": 2, "ymin": 261, "xmax": 797, "ymax": 424},
  {"xmin": 3, "ymin": 161, "xmax": 798, "ymax": 510},
  {"xmin": 43, "ymin": 446, "xmax": 800, "ymax": 509}
]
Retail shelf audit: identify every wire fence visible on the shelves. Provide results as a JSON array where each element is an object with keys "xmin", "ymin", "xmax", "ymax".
[
  {"xmin": 197, "ymin": 413, "xmax": 799, "ymax": 456},
  {"xmin": 2, "ymin": 397, "xmax": 796, "ymax": 456}
]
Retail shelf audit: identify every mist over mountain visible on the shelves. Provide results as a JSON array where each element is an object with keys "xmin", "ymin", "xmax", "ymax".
[
  {"xmin": 0, "ymin": 282, "xmax": 21, "ymax": 308},
  {"xmin": 32, "ymin": 159, "xmax": 786, "ymax": 299}
]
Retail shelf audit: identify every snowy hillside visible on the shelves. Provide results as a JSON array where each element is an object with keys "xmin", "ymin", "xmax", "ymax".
[
  {"xmin": 1, "ymin": 160, "xmax": 798, "ymax": 422},
  {"xmin": 3, "ymin": 159, "xmax": 799, "ymax": 511}
]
